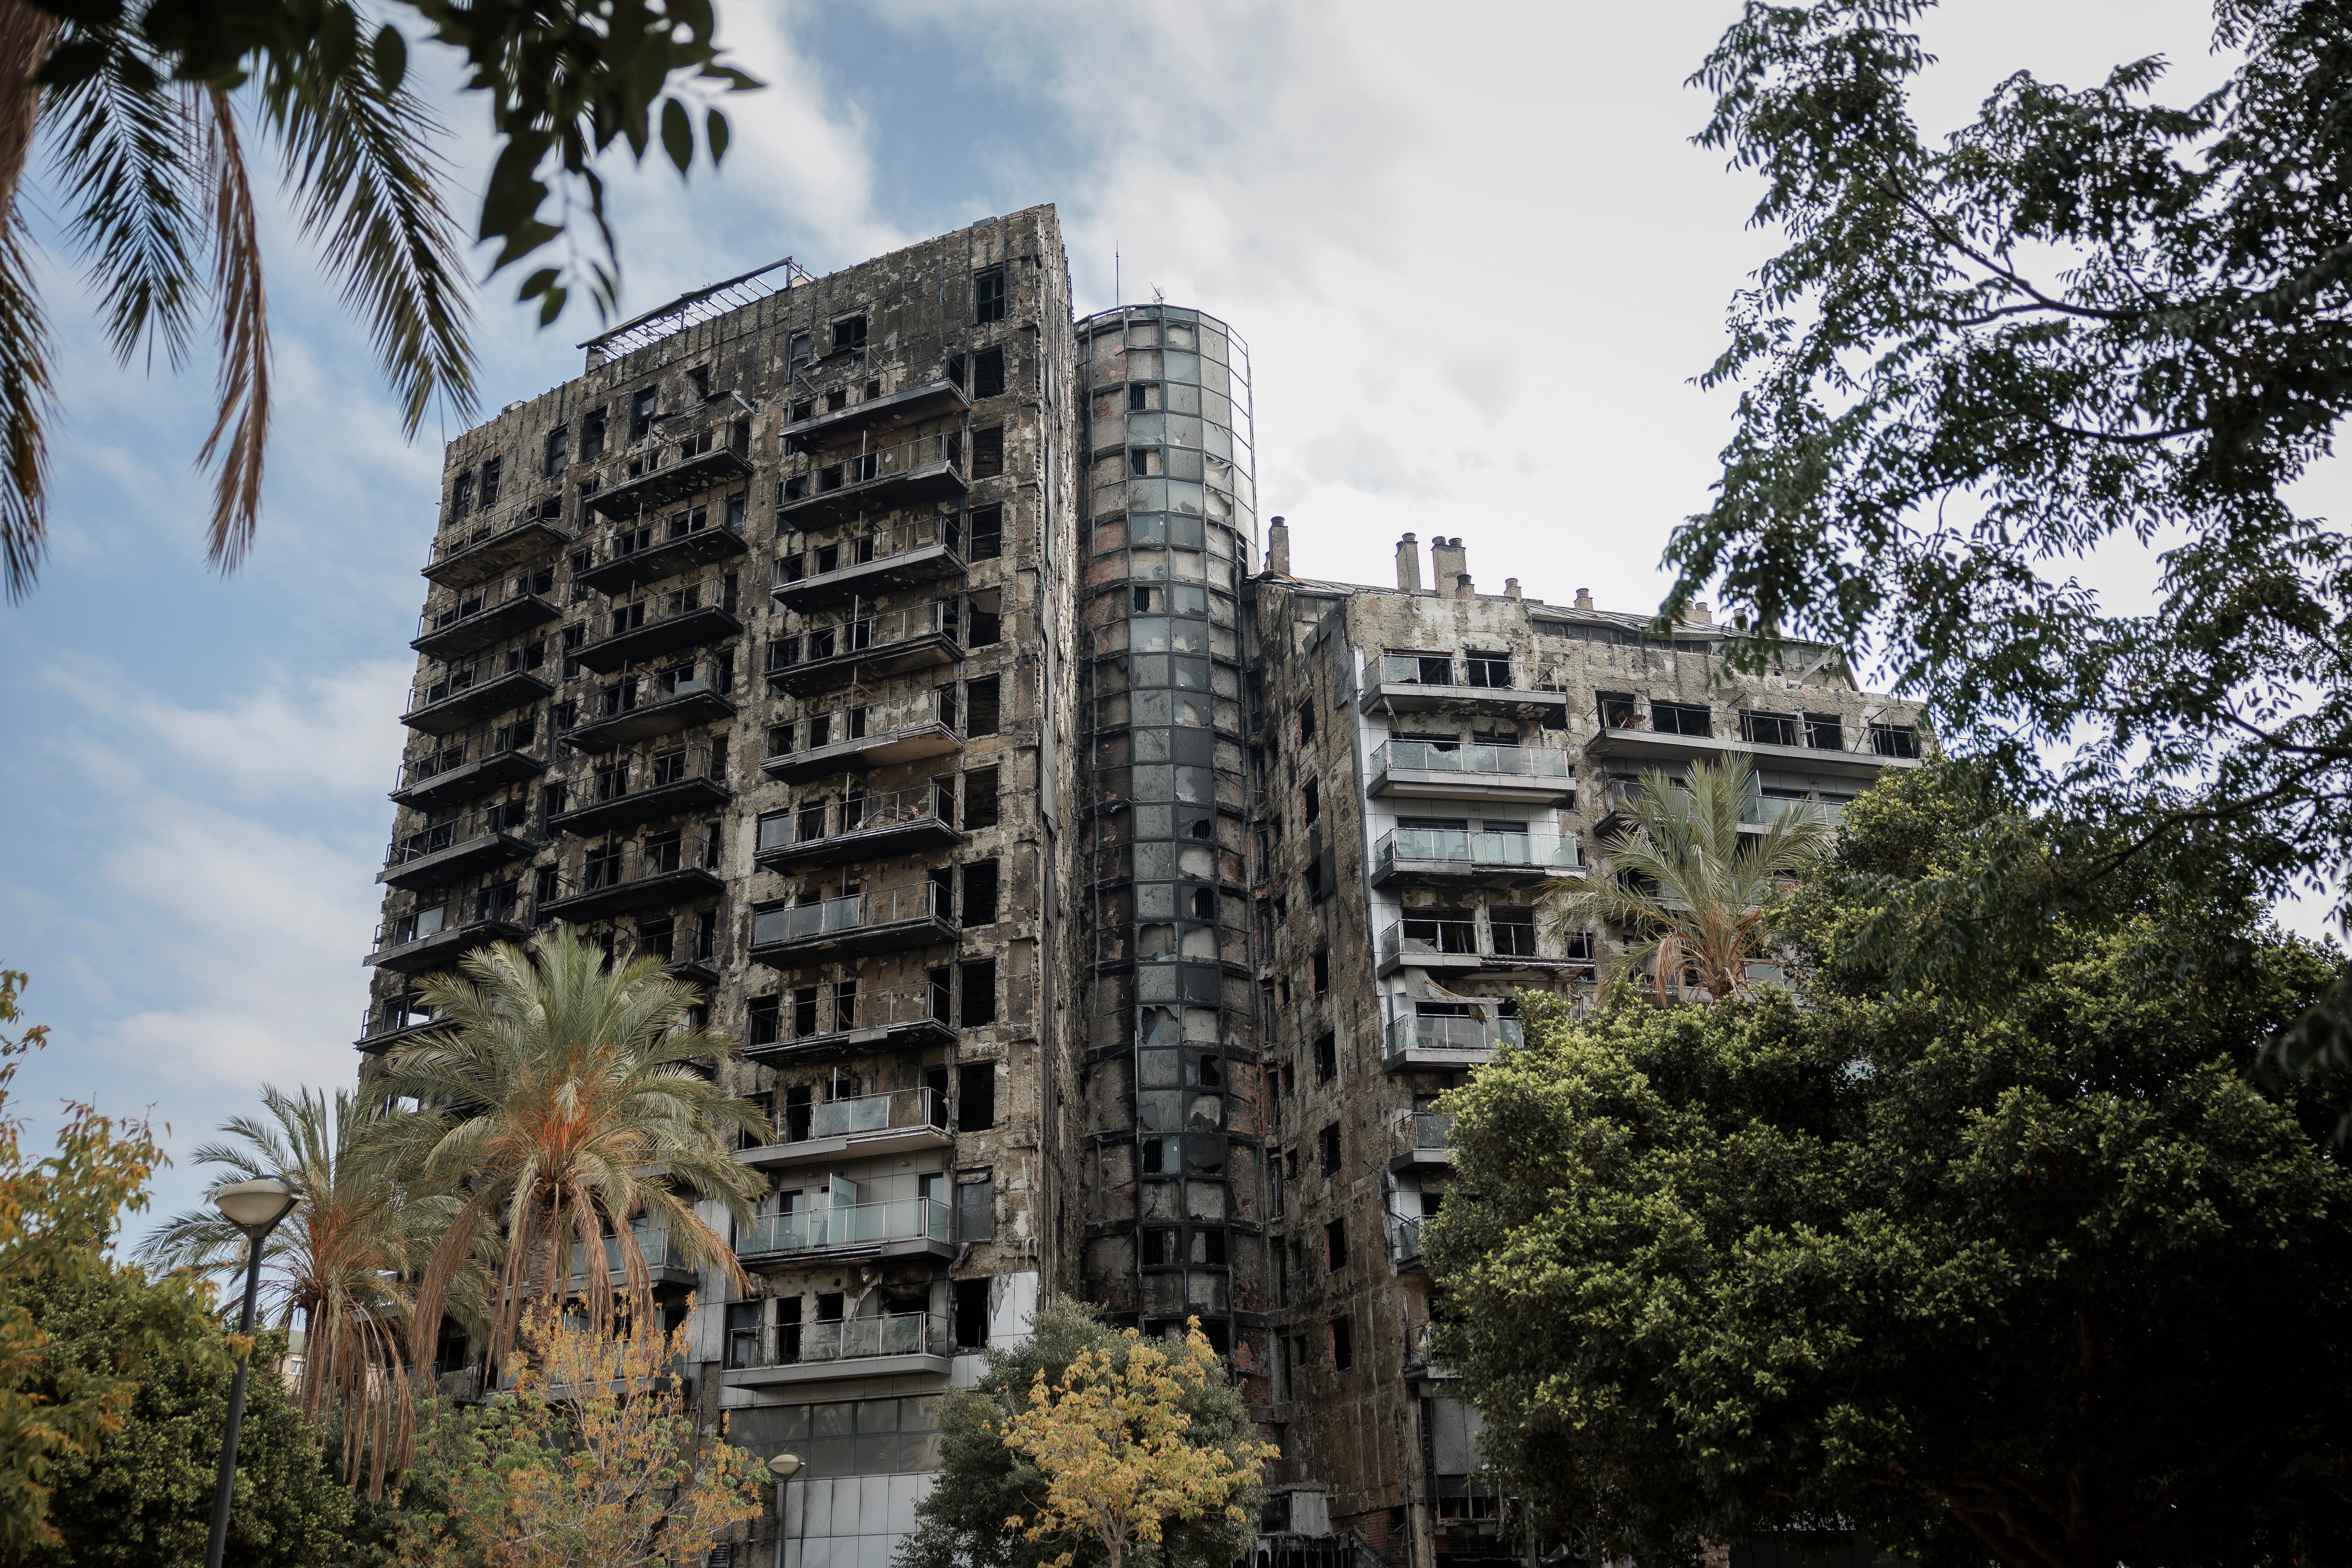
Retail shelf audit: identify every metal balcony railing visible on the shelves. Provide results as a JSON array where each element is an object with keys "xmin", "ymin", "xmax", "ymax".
[
  {"xmin": 781, "ymin": 429, "xmax": 965, "ymax": 501},
  {"xmin": 601, "ymin": 579, "xmax": 733, "ymax": 638},
  {"xmin": 607, "ymin": 493, "xmax": 745, "ymax": 562},
  {"xmin": 591, "ymin": 658, "xmax": 733, "ymax": 718},
  {"xmin": 749, "ymin": 883, "xmax": 949, "ymax": 948},
  {"xmin": 1382, "ymin": 1014, "xmax": 1524, "ymax": 1060},
  {"xmin": 372, "ymin": 885, "xmax": 528, "ymax": 954},
  {"xmin": 1395, "ymin": 1111, "xmax": 1455, "ymax": 1154},
  {"xmin": 576, "ymin": 744, "xmax": 728, "ymax": 807},
  {"xmin": 736, "ymin": 1196, "xmax": 950, "ymax": 1257},
  {"xmin": 416, "ymin": 570, "xmax": 554, "ymax": 641},
  {"xmin": 1372, "ymin": 740, "xmax": 1570, "ymax": 781},
  {"xmin": 774, "ymin": 516, "xmax": 965, "ymax": 590},
  {"xmin": 755, "ymin": 781, "xmax": 955, "ymax": 855},
  {"xmin": 1375, "ymin": 653, "xmax": 1561, "ymax": 692},
  {"xmin": 1374, "ymin": 828, "xmax": 1578, "ymax": 873},
  {"xmin": 360, "ymin": 994, "xmax": 437, "ymax": 1039},
  {"xmin": 407, "ymin": 653, "xmax": 546, "ymax": 716},
  {"xmin": 384, "ymin": 805, "xmax": 532, "ymax": 866},
  {"xmin": 748, "ymin": 984, "xmax": 952, "ymax": 1049},
  {"xmin": 555, "ymin": 830, "xmax": 721, "ymax": 899},
  {"xmin": 430, "ymin": 501, "xmax": 566, "ymax": 562},
  {"xmin": 764, "ymin": 601, "xmax": 955, "ymax": 674}
]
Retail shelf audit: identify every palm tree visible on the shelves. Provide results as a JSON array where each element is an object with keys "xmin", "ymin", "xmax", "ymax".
[
  {"xmin": 376, "ymin": 927, "xmax": 768, "ymax": 1369},
  {"xmin": 1547, "ymin": 753, "xmax": 1834, "ymax": 1002},
  {"xmin": 137, "ymin": 1084, "xmax": 469, "ymax": 1496}
]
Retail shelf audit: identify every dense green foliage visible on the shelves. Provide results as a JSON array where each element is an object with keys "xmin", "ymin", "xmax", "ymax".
[
  {"xmin": 1666, "ymin": 0, "xmax": 2352, "ymax": 1054},
  {"xmin": 893, "ymin": 1303, "xmax": 1264, "ymax": 1568},
  {"xmin": 1428, "ymin": 764, "xmax": 2352, "ymax": 1568}
]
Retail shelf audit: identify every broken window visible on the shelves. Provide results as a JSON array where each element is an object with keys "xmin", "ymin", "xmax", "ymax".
[
  {"xmin": 1317, "ymin": 1124, "xmax": 1340, "ymax": 1175},
  {"xmin": 961, "ymin": 860, "xmax": 1000, "ymax": 925},
  {"xmin": 1331, "ymin": 1314, "xmax": 1353, "ymax": 1369},
  {"xmin": 542, "ymin": 426, "xmax": 567, "ymax": 477},
  {"xmin": 971, "ymin": 426, "xmax": 1005, "ymax": 479},
  {"xmin": 967, "ymin": 675, "xmax": 1001, "ymax": 737},
  {"xmin": 966, "ymin": 590, "xmax": 1002, "ymax": 648},
  {"xmin": 964, "ymin": 766, "xmax": 1000, "ymax": 830},
  {"xmin": 1325, "ymin": 1219, "xmax": 1348, "ymax": 1272},
  {"xmin": 1653, "ymin": 702, "xmax": 1712, "ymax": 737},
  {"xmin": 451, "ymin": 470, "xmax": 474, "ymax": 517},
  {"xmin": 968, "ymin": 504, "xmax": 1003, "ymax": 561},
  {"xmin": 689, "ymin": 364, "xmax": 711, "ymax": 401},
  {"xmin": 831, "ymin": 314, "xmax": 867, "ymax": 353},
  {"xmin": 747, "ymin": 995, "xmax": 780, "ymax": 1046},
  {"xmin": 1302, "ymin": 779, "xmax": 1319, "ymax": 827},
  {"xmin": 725, "ymin": 1301, "xmax": 762, "ymax": 1370},
  {"xmin": 1870, "ymin": 722, "xmax": 1921, "ymax": 758},
  {"xmin": 973, "ymin": 266, "xmax": 1007, "ymax": 324},
  {"xmin": 1597, "ymin": 692, "xmax": 1641, "ymax": 729},
  {"xmin": 961, "ymin": 957, "xmax": 997, "ymax": 1025},
  {"xmin": 1804, "ymin": 712, "xmax": 1845, "ymax": 750},
  {"xmin": 787, "ymin": 331, "xmax": 811, "ymax": 378},
  {"xmin": 580, "ymin": 406, "xmax": 607, "ymax": 460},
  {"xmin": 1741, "ymin": 710, "xmax": 1800, "ymax": 748},
  {"xmin": 974, "ymin": 345, "xmax": 1006, "ymax": 398},
  {"xmin": 1314, "ymin": 1030, "xmax": 1336, "ymax": 1083},
  {"xmin": 1311, "ymin": 950, "xmax": 1330, "ymax": 995},
  {"xmin": 478, "ymin": 455, "xmax": 502, "ymax": 508},
  {"xmin": 1296, "ymin": 700, "xmax": 1315, "ymax": 744},
  {"xmin": 628, "ymin": 386, "xmax": 657, "ymax": 442},
  {"xmin": 1464, "ymin": 650, "xmax": 1510, "ymax": 688},
  {"xmin": 958, "ymin": 1063, "xmax": 996, "ymax": 1130}
]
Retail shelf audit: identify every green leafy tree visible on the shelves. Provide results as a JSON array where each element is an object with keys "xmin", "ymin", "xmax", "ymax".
[
  {"xmin": 1428, "ymin": 764, "xmax": 2352, "ymax": 1568},
  {"xmin": 0, "ymin": 0, "xmax": 758, "ymax": 593},
  {"xmin": 894, "ymin": 1302, "xmax": 1267, "ymax": 1568},
  {"xmin": 1544, "ymin": 753, "xmax": 1835, "ymax": 1001},
  {"xmin": 1666, "ymin": 0, "xmax": 2352, "ymax": 1054},
  {"xmin": 17, "ymin": 1265, "xmax": 352, "ymax": 1568}
]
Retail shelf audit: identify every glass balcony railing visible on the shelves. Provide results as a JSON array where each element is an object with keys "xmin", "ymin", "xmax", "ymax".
[
  {"xmin": 748, "ymin": 983, "xmax": 953, "ymax": 1052},
  {"xmin": 1375, "ymin": 653, "xmax": 1561, "ymax": 692},
  {"xmin": 1390, "ymin": 1213, "xmax": 1426, "ymax": 1265},
  {"xmin": 798, "ymin": 1310, "xmax": 950, "ymax": 1364},
  {"xmin": 1372, "ymin": 740, "xmax": 1570, "ymax": 781},
  {"xmin": 736, "ymin": 1197, "xmax": 950, "ymax": 1257},
  {"xmin": 1383, "ymin": 1015, "xmax": 1523, "ymax": 1060},
  {"xmin": 747, "ymin": 1087, "xmax": 946, "ymax": 1149},
  {"xmin": 755, "ymin": 781, "xmax": 956, "ymax": 856},
  {"xmin": 750, "ymin": 883, "xmax": 951, "ymax": 949},
  {"xmin": 1376, "ymin": 917, "xmax": 1560, "ymax": 967},
  {"xmin": 1396, "ymin": 1111, "xmax": 1454, "ymax": 1154},
  {"xmin": 1374, "ymin": 828, "xmax": 1578, "ymax": 873},
  {"xmin": 569, "ymin": 1223, "xmax": 690, "ymax": 1279}
]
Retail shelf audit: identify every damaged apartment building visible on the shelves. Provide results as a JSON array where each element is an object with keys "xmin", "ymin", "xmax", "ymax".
[{"xmin": 356, "ymin": 203, "xmax": 1929, "ymax": 1568}]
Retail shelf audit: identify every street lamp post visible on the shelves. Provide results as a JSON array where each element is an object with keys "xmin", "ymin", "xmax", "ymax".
[
  {"xmin": 205, "ymin": 1176, "xmax": 302, "ymax": 1568},
  {"xmin": 766, "ymin": 1451, "xmax": 804, "ymax": 1568}
]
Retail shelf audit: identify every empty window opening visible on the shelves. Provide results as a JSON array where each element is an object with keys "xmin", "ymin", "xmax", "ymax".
[
  {"xmin": 451, "ymin": 470, "xmax": 474, "ymax": 517},
  {"xmin": 1296, "ymin": 700, "xmax": 1315, "ymax": 744},
  {"xmin": 1653, "ymin": 702, "xmax": 1712, "ymax": 737},
  {"xmin": 961, "ymin": 859, "xmax": 1001, "ymax": 925},
  {"xmin": 542, "ymin": 426, "xmax": 567, "ymax": 477},
  {"xmin": 1326, "ymin": 1219, "xmax": 1348, "ymax": 1272},
  {"xmin": 1464, "ymin": 650, "xmax": 1510, "ymax": 688},
  {"xmin": 953, "ymin": 1278, "xmax": 989, "ymax": 1348},
  {"xmin": 972, "ymin": 426, "xmax": 1005, "ymax": 479},
  {"xmin": 1741, "ymin": 710, "xmax": 1800, "ymax": 748},
  {"xmin": 628, "ymin": 387, "xmax": 657, "ymax": 442},
  {"xmin": 958, "ymin": 1063, "xmax": 996, "ymax": 1130},
  {"xmin": 1314, "ymin": 1030, "xmax": 1337, "ymax": 1083},
  {"xmin": 968, "ymin": 504, "xmax": 1003, "ymax": 561},
  {"xmin": 974, "ymin": 346, "xmax": 1007, "ymax": 398},
  {"xmin": 964, "ymin": 766, "xmax": 1000, "ymax": 830},
  {"xmin": 689, "ymin": 364, "xmax": 711, "ymax": 401},
  {"xmin": 478, "ymin": 455, "xmax": 502, "ymax": 508},
  {"xmin": 1331, "ymin": 1314, "xmax": 1353, "ymax": 1369},
  {"xmin": 1302, "ymin": 779, "xmax": 1320, "ymax": 827},
  {"xmin": 961, "ymin": 958, "xmax": 998, "ymax": 1026},
  {"xmin": 1871, "ymin": 722, "xmax": 1921, "ymax": 758},
  {"xmin": 1804, "ymin": 713, "xmax": 1845, "ymax": 749},
  {"xmin": 580, "ymin": 407, "xmax": 606, "ymax": 460},
  {"xmin": 1318, "ymin": 1124, "xmax": 1341, "ymax": 1176},
  {"xmin": 967, "ymin": 590, "xmax": 1002, "ymax": 648},
  {"xmin": 831, "ymin": 315, "xmax": 867, "ymax": 353},
  {"xmin": 967, "ymin": 675, "xmax": 1001, "ymax": 737},
  {"xmin": 1311, "ymin": 950, "xmax": 1330, "ymax": 995}
]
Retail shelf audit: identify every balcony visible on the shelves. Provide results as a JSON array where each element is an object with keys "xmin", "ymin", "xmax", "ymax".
[
  {"xmin": 1372, "ymin": 828, "xmax": 1580, "ymax": 889},
  {"xmin": 783, "ymin": 378, "xmax": 969, "ymax": 453},
  {"xmin": 540, "ymin": 832, "xmax": 724, "ymax": 924},
  {"xmin": 1592, "ymin": 775, "xmax": 1852, "ymax": 839},
  {"xmin": 1368, "ymin": 740, "xmax": 1574, "ymax": 806},
  {"xmin": 577, "ymin": 498, "xmax": 749, "ymax": 596},
  {"xmin": 760, "ymin": 717, "xmax": 962, "ymax": 785},
  {"xmin": 737, "ymin": 1088, "xmax": 951, "ymax": 1171},
  {"xmin": 412, "ymin": 579, "xmax": 562, "ymax": 661},
  {"xmin": 1389, "ymin": 1111, "xmax": 1454, "ymax": 1173},
  {"xmin": 764, "ymin": 602, "xmax": 961, "ymax": 696},
  {"xmin": 379, "ymin": 809, "xmax": 537, "ymax": 891},
  {"xmin": 585, "ymin": 414, "xmax": 755, "ymax": 519},
  {"xmin": 564, "ymin": 662, "xmax": 737, "ymax": 752},
  {"xmin": 720, "ymin": 1310, "xmax": 954, "ymax": 1389},
  {"xmin": 1584, "ymin": 701, "xmax": 1921, "ymax": 780},
  {"xmin": 748, "ymin": 884, "xmax": 958, "ymax": 966},
  {"xmin": 402, "ymin": 664, "xmax": 554, "ymax": 736},
  {"xmin": 366, "ymin": 894, "xmax": 529, "ymax": 974},
  {"xmin": 776, "ymin": 430, "xmax": 969, "ymax": 528},
  {"xmin": 1377, "ymin": 918, "xmax": 1591, "ymax": 979},
  {"xmin": 1382, "ymin": 1012, "xmax": 1525, "ymax": 1071},
  {"xmin": 574, "ymin": 591, "xmax": 743, "ymax": 675},
  {"xmin": 1358, "ymin": 653, "xmax": 1570, "ymax": 723},
  {"xmin": 423, "ymin": 511, "xmax": 573, "ymax": 589},
  {"xmin": 1389, "ymin": 1213, "xmax": 1427, "ymax": 1269},
  {"xmin": 390, "ymin": 728, "xmax": 545, "ymax": 811},
  {"xmin": 549, "ymin": 749, "xmax": 731, "ymax": 837},
  {"xmin": 568, "ymin": 1223, "xmax": 697, "ymax": 1289},
  {"xmin": 754, "ymin": 781, "xmax": 966, "ymax": 873},
  {"xmin": 743, "ymin": 986, "xmax": 956, "ymax": 1067},
  {"xmin": 735, "ymin": 1196, "xmax": 954, "ymax": 1265},
  {"xmin": 354, "ymin": 994, "xmax": 442, "ymax": 1053},
  {"xmin": 773, "ymin": 516, "xmax": 969, "ymax": 611}
]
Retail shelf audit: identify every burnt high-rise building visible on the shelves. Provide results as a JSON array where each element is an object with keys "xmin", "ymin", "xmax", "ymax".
[{"xmin": 361, "ymin": 205, "xmax": 1928, "ymax": 1568}]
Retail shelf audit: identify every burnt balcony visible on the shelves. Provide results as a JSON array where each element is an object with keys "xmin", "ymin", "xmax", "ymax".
[
  {"xmin": 540, "ymin": 830, "xmax": 725, "ymax": 924},
  {"xmin": 736, "ymin": 1087, "xmax": 951, "ymax": 1171},
  {"xmin": 1376, "ymin": 917, "xmax": 1595, "ymax": 980},
  {"xmin": 365, "ymin": 890, "xmax": 530, "ymax": 974},
  {"xmin": 549, "ymin": 747, "xmax": 731, "ymax": 837},
  {"xmin": 754, "ymin": 780, "xmax": 965, "ymax": 873},
  {"xmin": 1371, "ymin": 827, "xmax": 1580, "ymax": 889},
  {"xmin": 423, "ymin": 509, "xmax": 573, "ymax": 589},
  {"xmin": 748, "ymin": 883, "xmax": 958, "ymax": 966},
  {"xmin": 1389, "ymin": 1111, "xmax": 1454, "ymax": 1173},
  {"xmin": 576, "ymin": 495, "xmax": 749, "ymax": 596},
  {"xmin": 390, "ymin": 723, "xmax": 545, "ymax": 811},
  {"xmin": 1388, "ymin": 1212, "xmax": 1427, "ymax": 1270},
  {"xmin": 760, "ymin": 715, "xmax": 962, "ymax": 785},
  {"xmin": 772, "ymin": 516, "xmax": 969, "ymax": 611},
  {"xmin": 1368, "ymin": 739, "xmax": 1575, "ymax": 807},
  {"xmin": 1584, "ymin": 700, "xmax": 1922, "ymax": 780},
  {"xmin": 574, "ymin": 587, "xmax": 742, "ymax": 675},
  {"xmin": 402, "ymin": 661, "xmax": 554, "ymax": 735},
  {"xmin": 379, "ymin": 807, "xmax": 538, "ymax": 891},
  {"xmin": 734, "ymin": 1196, "xmax": 953, "ymax": 1266},
  {"xmin": 742, "ymin": 984, "xmax": 956, "ymax": 1067},
  {"xmin": 412, "ymin": 574, "xmax": 562, "ymax": 661},
  {"xmin": 764, "ymin": 601, "xmax": 961, "ymax": 696},
  {"xmin": 1357, "ymin": 653, "xmax": 1571, "ymax": 723},
  {"xmin": 354, "ymin": 993, "xmax": 442, "ymax": 1053},
  {"xmin": 782, "ymin": 378, "xmax": 968, "ymax": 453},
  {"xmin": 1591, "ymin": 773, "xmax": 1851, "ymax": 839},
  {"xmin": 563, "ymin": 660, "xmax": 737, "ymax": 752},
  {"xmin": 585, "ymin": 413, "xmax": 755, "ymax": 519},
  {"xmin": 776, "ymin": 430, "xmax": 968, "ymax": 529},
  {"xmin": 1381, "ymin": 1011, "xmax": 1526, "ymax": 1072},
  {"xmin": 718, "ymin": 1309, "xmax": 954, "ymax": 1389}
]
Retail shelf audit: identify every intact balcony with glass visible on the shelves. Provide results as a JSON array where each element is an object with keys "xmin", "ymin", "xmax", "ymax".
[
  {"xmin": 776, "ymin": 429, "xmax": 968, "ymax": 529},
  {"xmin": 764, "ymin": 601, "xmax": 961, "ymax": 696},
  {"xmin": 1585, "ymin": 697, "xmax": 1924, "ymax": 780},
  {"xmin": 366, "ymin": 884, "xmax": 529, "ymax": 973},
  {"xmin": 403, "ymin": 651, "xmax": 554, "ymax": 736},
  {"xmin": 567, "ymin": 1220, "xmax": 697, "ymax": 1289},
  {"xmin": 1593, "ymin": 771, "xmax": 1851, "ymax": 839},
  {"xmin": 390, "ymin": 717, "xmax": 545, "ymax": 811},
  {"xmin": 755, "ymin": 781, "xmax": 966, "ymax": 873},
  {"xmin": 424, "ymin": 504, "xmax": 572, "ymax": 589},
  {"xmin": 563, "ymin": 657, "xmax": 736, "ymax": 751},
  {"xmin": 540, "ymin": 828, "xmax": 723, "ymax": 924},
  {"xmin": 735, "ymin": 1196, "xmax": 953, "ymax": 1266},
  {"xmin": 1358, "ymin": 652, "xmax": 1570, "ymax": 723},
  {"xmin": 549, "ymin": 746, "xmax": 730, "ymax": 836},
  {"xmin": 1382, "ymin": 1010, "xmax": 1526, "ymax": 1071},
  {"xmin": 720, "ymin": 1310, "xmax": 954, "ymax": 1390},
  {"xmin": 1368, "ymin": 739, "xmax": 1575, "ymax": 807},
  {"xmin": 1371, "ymin": 825, "xmax": 1580, "ymax": 889},
  {"xmin": 412, "ymin": 569, "xmax": 562, "ymax": 661},
  {"xmin": 1376, "ymin": 914, "xmax": 1591, "ymax": 979},
  {"xmin": 748, "ymin": 883, "xmax": 958, "ymax": 966},
  {"xmin": 773, "ymin": 515, "xmax": 970, "ymax": 611},
  {"xmin": 760, "ymin": 696, "xmax": 962, "ymax": 785},
  {"xmin": 1388, "ymin": 1212, "xmax": 1426, "ymax": 1269},
  {"xmin": 574, "ymin": 581, "xmax": 743, "ymax": 675},
  {"xmin": 584, "ymin": 401, "xmax": 755, "ymax": 520},
  {"xmin": 737, "ymin": 1087, "xmax": 952, "ymax": 1172},
  {"xmin": 743, "ymin": 979, "xmax": 956, "ymax": 1067},
  {"xmin": 379, "ymin": 803, "xmax": 536, "ymax": 891},
  {"xmin": 1389, "ymin": 1111, "xmax": 1454, "ymax": 1174},
  {"xmin": 577, "ymin": 492, "xmax": 749, "ymax": 596}
]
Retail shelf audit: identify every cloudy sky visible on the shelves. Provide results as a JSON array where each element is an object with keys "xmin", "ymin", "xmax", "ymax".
[{"xmin": 0, "ymin": 0, "xmax": 2323, "ymax": 1238}]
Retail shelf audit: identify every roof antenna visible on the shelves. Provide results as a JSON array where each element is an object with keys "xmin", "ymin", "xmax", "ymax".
[
  {"xmin": 1114, "ymin": 243, "xmax": 1120, "ymax": 306},
  {"xmin": 1152, "ymin": 285, "xmax": 1165, "ymax": 305}
]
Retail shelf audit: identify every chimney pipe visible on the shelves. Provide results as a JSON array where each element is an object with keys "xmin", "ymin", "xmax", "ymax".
[
  {"xmin": 1453, "ymin": 573, "xmax": 1475, "ymax": 601},
  {"xmin": 1267, "ymin": 516, "xmax": 1291, "ymax": 577},
  {"xmin": 1690, "ymin": 600, "xmax": 1713, "ymax": 625},
  {"xmin": 1430, "ymin": 536, "xmax": 1466, "ymax": 594},
  {"xmin": 1395, "ymin": 534, "xmax": 1422, "ymax": 594},
  {"xmin": 1574, "ymin": 588, "xmax": 1593, "ymax": 611},
  {"xmin": 1504, "ymin": 577, "xmax": 1522, "ymax": 600}
]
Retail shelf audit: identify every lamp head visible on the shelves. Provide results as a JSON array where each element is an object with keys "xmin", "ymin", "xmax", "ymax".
[
  {"xmin": 212, "ymin": 1177, "xmax": 302, "ymax": 1234},
  {"xmin": 766, "ymin": 1452, "xmax": 803, "ymax": 1480}
]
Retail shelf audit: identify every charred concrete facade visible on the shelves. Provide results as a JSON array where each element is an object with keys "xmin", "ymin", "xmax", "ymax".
[
  {"xmin": 363, "ymin": 204, "xmax": 1929, "ymax": 1568},
  {"xmin": 1239, "ymin": 533, "xmax": 1928, "ymax": 1568}
]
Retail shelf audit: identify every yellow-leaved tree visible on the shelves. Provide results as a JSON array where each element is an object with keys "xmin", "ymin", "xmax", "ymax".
[{"xmin": 998, "ymin": 1319, "xmax": 1277, "ymax": 1568}]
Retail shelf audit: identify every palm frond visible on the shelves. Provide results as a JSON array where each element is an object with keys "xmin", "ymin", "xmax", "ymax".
[
  {"xmin": 194, "ymin": 84, "xmax": 267, "ymax": 571},
  {"xmin": 0, "ymin": 5, "xmax": 54, "ymax": 219}
]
